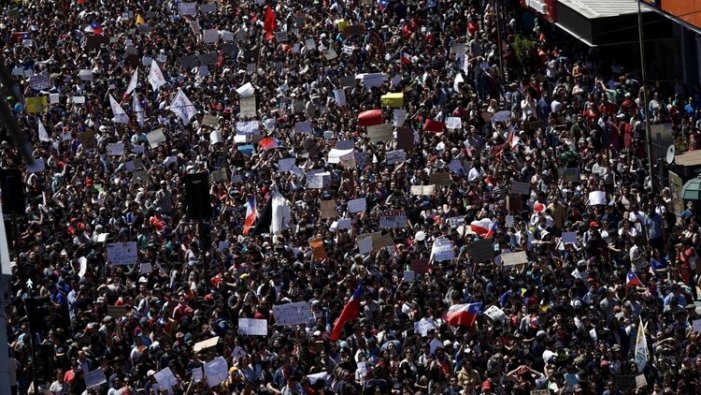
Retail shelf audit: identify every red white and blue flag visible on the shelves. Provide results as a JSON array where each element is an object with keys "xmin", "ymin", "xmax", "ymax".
[
  {"xmin": 258, "ymin": 137, "xmax": 280, "ymax": 151},
  {"xmin": 470, "ymin": 218, "xmax": 494, "ymax": 237},
  {"xmin": 330, "ymin": 284, "xmax": 363, "ymax": 341},
  {"xmin": 243, "ymin": 195, "xmax": 257, "ymax": 235},
  {"xmin": 484, "ymin": 221, "xmax": 498, "ymax": 239},
  {"xmin": 446, "ymin": 302, "xmax": 482, "ymax": 327},
  {"xmin": 626, "ymin": 271, "xmax": 642, "ymax": 287},
  {"xmin": 85, "ymin": 21, "xmax": 103, "ymax": 35}
]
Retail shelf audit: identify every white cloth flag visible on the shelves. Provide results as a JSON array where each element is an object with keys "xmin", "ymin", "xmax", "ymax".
[
  {"xmin": 170, "ymin": 89, "xmax": 197, "ymax": 125},
  {"xmin": 635, "ymin": 317, "xmax": 648, "ymax": 372},
  {"xmin": 133, "ymin": 95, "xmax": 145, "ymax": 127},
  {"xmin": 454, "ymin": 73, "xmax": 464, "ymax": 92},
  {"xmin": 148, "ymin": 60, "xmax": 166, "ymax": 90},
  {"xmin": 109, "ymin": 94, "xmax": 130, "ymax": 124},
  {"xmin": 270, "ymin": 190, "xmax": 291, "ymax": 235},
  {"xmin": 125, "ymin": 69, "xmax": 138, "ymax": 96},
  {"xmin": 37, "ymin": 119, "xmax": 51, "ymax": 142}
]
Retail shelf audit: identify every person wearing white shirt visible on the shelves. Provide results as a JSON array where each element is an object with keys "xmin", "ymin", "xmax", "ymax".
[{"xmin": 467, "ymin": 163, "xmax": 485, "ymax": 182}]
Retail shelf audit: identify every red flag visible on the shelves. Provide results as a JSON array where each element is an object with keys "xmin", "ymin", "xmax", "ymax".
[
  {"xmin": 264, "ymin": 5, "xmax": 276, "ymax": 41},
  {"xmin": 423, "ymin": 119, "xmax": 445, "ymax": 133},
  {"xmin": 330, "ymin": 285, "xmax": 363, "ymax": 341}
]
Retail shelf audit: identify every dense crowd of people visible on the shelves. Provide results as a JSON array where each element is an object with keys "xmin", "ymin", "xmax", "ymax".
[{"xmin": 1, "ymin": 0, "xmax": 701, "ymax": 394}]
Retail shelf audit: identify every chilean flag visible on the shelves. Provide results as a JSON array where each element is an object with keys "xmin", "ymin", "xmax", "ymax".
[
  {"xmin": 86, "ymin": 21, "xmax": 103, "ymax": 35},
  {"xmin": 446, "ymin": 302, "xmax": 482, "ymax": 327},
  {"xmin": 484, "ymin": 221, "xmax": 498, "ymax": 239},
  {"xmin": 470, "ymin": 218, "xmax": 494, "ymax": 237},
  {"xmin": 330, "ymin": 284, "xmax": 363, "ymax": 341},
  {"xmin": 626, "ymin": 271, "xmax": 642, "ymax": 287},
  {"xmin": 242, "ymin": 195, "xmax": 257, "ymax": 235},
  {"xmin": 259, "ymin": 137, "xmax": 280, "ymax": 151}
]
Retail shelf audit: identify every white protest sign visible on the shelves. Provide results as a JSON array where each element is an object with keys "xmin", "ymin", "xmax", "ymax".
[
  {"xmin": 84, "ymin": 368, "xmax": 107, "ymax": 389},
  {"xmin": 336, "ymin": 140, "xmax": 354, "ymax": 150},
  {"xmin": 236, "ymin": 82, "xmax": 255, "ymax": 97},
  {"xmin": 337, "ymin": 218, "xmax": 352, "ymax": 230},
  {"xmin": 106, "ymin": 142, "xmax": 125, "ymax": 156},
  {"xmin": 445, "ymin": 216, "xmax": 466, "ymax": 228},
  {"xmin": 154, "ymin": 367, "xmax": 178, "ymax": 392},
  {"xmin": 505, "ymin": 215, "xmax": 514, "ymax": 228},
  {"xmin": 393, "ymin": 109, "xmax": 407, "ymax": 127},
  {"xmin": 106, "ymin": 242, "xmax": 138, "ymax": 265},
  {"xmin": 385, "ymin": 149, "xmax": 406, "ymax": 165},
  {"xmin": 278, "ymin": 158, "xmax": 296, "ymax": 172},
  {"xmin": 561, "ymin": 232, "xmax": 577, "ymax": 244},
  {"xmin": 239, "ymin": 95, "xmax": 256, "ymax": 117},
  {"xmin": 328, "ymin": 148, "xmax": 354, "ymax": 164},
  {"xmin": 333, "ymin": 89, "xmax": 346, "ymax": 107},
  {"xmin": 191, "ymin": 367, "xmax": 203, "ymax": 383},
  {"xmin": 501, "ymin": 251, "xmax": 529, "ymax": 266},
  {"xmin": 306, "ymin": 172, "xmax": 330, "ymax": 189},
  {"xmin": 588, "ymin": 191, "xmax": 607, "ymax": 206},
  {"xmin": 193, "ymin": 336, "xmax": 219, "ymax": 353},
  {"xmin": 178, "ymin": 2, "xmax": 197, "ymax": 16},
  {"xmin": 272, "ymin": 301, "xmax": 313, "ymax": 326},
  {"xmin": 445, "ymin": 117, "xmax": 462, "ymax": 130},
  {"xmin": 307, "ymin": 372, "xmax": 328, "ymax": 384},
  {"xmin": 202, "ymin": 29, "xmax": 219, "ymax": 44},
  {"xmin": 448, "ymin": 159, "xmax": 464, "ymax": 174},
  {"xmin": 432, "ymin": 237, "xmax": 455, "ymax": 262},
  {"xmin": 29, "ymin": 73, "xmax": 51, "ymax": 90},
  {"xmin": 347, "ymin": 198, "xmax": 366, "ymax": 213},
  {"xmin": 410, "ymin": 185, "xmax": 436, "ymax": 196},
  {"xmin": 139, "ymin": 262, "xmax": 152, "ymax": 274},
  {"xmin": 204, "ymin": 356, "xmax": 229, "ymax": 388},
  {"xmin": 238, "ymin": 318, "xmax": 268, "ymax": 336},
  {"xmin": 358, "ymin": 236, "xmax": 372, "ymax": 255},
  {"xmin": 403, "ymin": 270, "xmax": 415, "ymax": 282},
  {"xmin": 295, "ymin": 121, "xmax": 313, "ymax": 134},
  {"xmin": 379, "ymin": 210, "xmax": 407, "ymax": 229},
  {"xmin": 147, "ymin": 129, "xmax": 167, "ymax": 148},
  {"xmin": 693, "ymin": 319, "xmax": 701, "ymax": 332},
  {"xmin": 27, "ymin": 158, "xmax": 45, "ymax": 173},
  {"xmin": 358, "ymin": 73, "xmax": 388, "ymax": 88},
  {"xmin": 483, "ymin": 305, "xmax": 507, "ymax": 322},
  {"xmin": 414, "ymin": 318, "xmax": 435, "ymax": 336},
  {"xmin": 236, "ymin": 121, "xmax": 260, "ymax": 135}
]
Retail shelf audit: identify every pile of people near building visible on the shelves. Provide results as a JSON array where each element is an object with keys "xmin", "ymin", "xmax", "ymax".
[{"xmin": 1, "ymin": 0, "xmax": 701, "ymax": 394}]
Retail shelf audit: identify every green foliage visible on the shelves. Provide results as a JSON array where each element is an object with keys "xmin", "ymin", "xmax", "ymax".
[{"xmin": 512, "ymin": 34, "xmax": 536, "ymax": 72}]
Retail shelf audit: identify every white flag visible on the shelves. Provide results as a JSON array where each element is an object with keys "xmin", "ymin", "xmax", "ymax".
[
  {"xmin": 634, "ymin": 317, "xmax": 648, "ymax": 372},
  {"xmin": 454, "ymin": 73, "xmax": 464, "ymax": 93},
  {"xmin": 148, "ymin": 60, "xmax": 166, "ymax": 91},
  {"xmin": 37, "ymin": 119, "xmax": 51, "ymax": 142},
  {"xmin": 169, "ymin": 89, "xmax": 197, "ymax": 125},
  {"xmin": 270, "ymin": 189, "xmax": 291, "ymax": 235},
  {"xmin": 133, "ymin": 94, "xmax": 145, "ymax": 127},
  {"xmin": 125, "ymin": 69, "xmax": 138, "ymax": 96},
  {"xmin": 109, "ymin": 94, "xmax": 129, "ymax": 124}
]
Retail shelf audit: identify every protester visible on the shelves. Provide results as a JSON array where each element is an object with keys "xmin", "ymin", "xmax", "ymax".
[{"xmin": 1, "ymin": 1, "xmax": 701, "ymax": 395}]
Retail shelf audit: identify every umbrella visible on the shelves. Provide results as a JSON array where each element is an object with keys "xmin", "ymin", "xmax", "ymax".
[{"xmin": 682, "ymin": 175, "xmax": 701, "ymax": 200}]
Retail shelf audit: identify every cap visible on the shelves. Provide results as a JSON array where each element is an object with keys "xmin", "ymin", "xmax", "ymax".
[
  {"xmin": 589, "ymin": 221, "xmax": 599, "ymax": 229},
  {"xmin": 482, "ymin": 380, "xmax": 491, "ymax": 390}
]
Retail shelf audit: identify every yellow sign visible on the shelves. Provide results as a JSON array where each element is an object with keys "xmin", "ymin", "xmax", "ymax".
[
  {"xmin": 25, "ymin": 96, "xmax": 48, "ymax": 114},
  {"xmin": 380, "ymin": 92, "xmax": 404, "ymax": 108}
]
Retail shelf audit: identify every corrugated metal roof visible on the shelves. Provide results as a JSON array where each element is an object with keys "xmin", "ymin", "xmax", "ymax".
[{"xmin": 558, "ymin": 0, "xmax": 649, "ymax": 19}]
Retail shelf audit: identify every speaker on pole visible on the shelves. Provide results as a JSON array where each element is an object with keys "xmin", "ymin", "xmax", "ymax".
[
  {"xmin": 184, "ymin": 173, "xmax": 212, "ymax": 220},
  {"xmin": 0, "ymin": 168, "xmax": 25, "ymax": 216}
]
